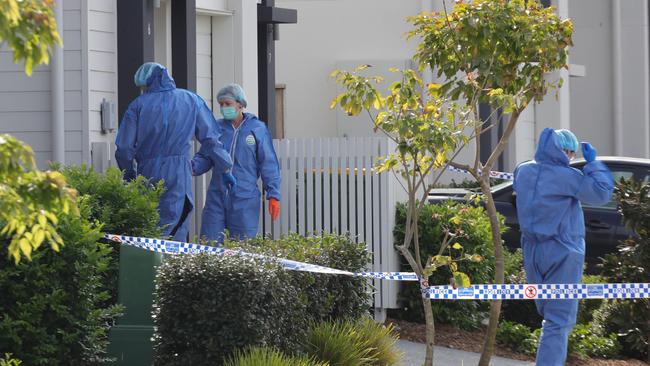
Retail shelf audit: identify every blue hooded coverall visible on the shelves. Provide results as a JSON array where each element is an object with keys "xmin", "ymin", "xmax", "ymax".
[
  {"xmin": 513, "ymin": 128, "xmax": 614, "ymax": 365},
  {"xmin": 193, "ymin": 112, "xmax": 281, "ymax": 242},
  {"xmin": 115, "ymin": 66, "xmax": 232, "ymax": 241}
]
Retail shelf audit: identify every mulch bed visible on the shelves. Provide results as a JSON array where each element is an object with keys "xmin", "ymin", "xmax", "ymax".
[{"xmin": 387, "ymin": 318, "xmax": 649, "ymax": 366}]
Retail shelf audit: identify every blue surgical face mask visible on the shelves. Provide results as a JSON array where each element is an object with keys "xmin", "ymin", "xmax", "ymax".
[{"xmin": 221, "ymin": 106, "xmax": 238, "ymax": 120}]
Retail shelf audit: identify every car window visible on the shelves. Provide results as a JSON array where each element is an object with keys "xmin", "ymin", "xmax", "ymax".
[{"xmin": 582, "ymin": 170, "xmax": 635, "ymax": 209}]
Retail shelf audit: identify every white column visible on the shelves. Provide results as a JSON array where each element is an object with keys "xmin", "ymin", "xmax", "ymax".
[
  {"xmin": 229, "ymin": 0, "xmax": 259, "ymax": 115},
  {"xmin": 556, "ymin": 0, "xmax": 571, "ymax": 130},
  {"xmin": 612, "ymin": 0, "xmax": 650, "ymax": 158},
  {"xmin": 51, "ymin": 0, "xmax": 65, "ymax": 164}
]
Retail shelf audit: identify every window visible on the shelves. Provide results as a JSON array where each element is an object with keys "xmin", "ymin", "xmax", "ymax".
[{"xmin": 582, "ymin": 169, "xmax": 634, "ymax": 209}]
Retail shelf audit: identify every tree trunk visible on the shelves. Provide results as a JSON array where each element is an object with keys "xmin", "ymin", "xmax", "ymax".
[
  {"xmin": 478, "ymin": 178, "xmax": 505, "ymax": 366},
  {"xmin": 397, "ymin": 244, "xmax": 435, "ymax": 366},
  {"xmin": 422, "ymin": 296, "xmax": 436, "ymax": 365}
]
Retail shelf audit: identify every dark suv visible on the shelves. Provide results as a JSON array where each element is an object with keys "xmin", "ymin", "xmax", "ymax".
[{"xmin": 428, "ymin": 157, "xmax": 650, "ymax": 271}]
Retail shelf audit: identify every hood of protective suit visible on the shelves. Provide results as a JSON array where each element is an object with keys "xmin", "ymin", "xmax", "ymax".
[
  {"xmin": 534, "ymin": 128, "xmax": 570, "ymax": 166},
  {"xmin": 146, "ymin": 66, "xmax": 176, "ymax": 93}
]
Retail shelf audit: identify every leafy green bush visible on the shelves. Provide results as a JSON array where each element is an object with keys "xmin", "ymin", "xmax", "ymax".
[
  {"xmin": 568, "ymin": 324, "xmax": 621, "ymax": 359},
  {"xmin": 60, "ymin": 165, "xmax": 163, "ymax": 303},
  {"xmin": 60, "ymin": 165, "xmax": 163, "ymax": 237},
  {"xmin": 305, "ymin": 318, "xmax": 401, "ymax": 366},
  {"xmin": 225, "ymin": 233, "xmax": 372, "ymax": 322},
  {"xmin": 393, "ymin": 201, "xmax": 506, "ymax": 329},
  {"xmin": 595, "ymin": 178, "xmax": 650, "ymax": 360},
  {"xmin": 496, "ymin": 320, "xmax": 538, "ymax": 355},
  {"xmin": 153, "ymin": 254, "xmax": 308, "ymax": 365},
  {"xmin": 497, "ymin": 320, "xmax": 621, "ymax": 359},
  {"xmin": 0, "ymin": 199, "xmax": 122, "ymax": 365},
  {"xmin": 224, "ymin": 347, "xmax": 326, "ymax": 366}
]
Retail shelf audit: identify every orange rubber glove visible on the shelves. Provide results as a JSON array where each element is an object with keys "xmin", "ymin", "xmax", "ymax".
[{"xmin": 268, "ymin": 198, "xmax": 280, "ymax": 222}]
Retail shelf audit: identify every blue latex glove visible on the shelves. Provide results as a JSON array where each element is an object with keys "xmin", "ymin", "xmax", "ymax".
[
  {"xmin": 223, "ymin": 171, "xmax": 237, "ymax": 190},
  {"xmin": 581, "ymin": 142, "xmax": 597, "ymax": 163}
]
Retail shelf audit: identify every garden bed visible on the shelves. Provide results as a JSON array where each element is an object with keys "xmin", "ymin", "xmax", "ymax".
[{"xmin": 386, "ymin": 318, "xmax": 649, "ymax": 366}]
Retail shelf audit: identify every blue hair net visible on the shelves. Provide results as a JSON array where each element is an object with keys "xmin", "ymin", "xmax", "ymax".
[
  {"xmin": 134, "ymin": 62, "xmax": 164, "ymax": 87},
  {"xmin": 555, "ymin": 129, "xmax": 579, "ymax": 152},
  {"xmin": 217, "ymin": 83, "xmax": 247, "ymax": 108}
]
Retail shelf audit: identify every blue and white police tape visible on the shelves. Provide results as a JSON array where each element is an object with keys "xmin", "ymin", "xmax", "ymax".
[
  {"xmin": 104, "ymin": 234, "xmax": 419, "ymax": 281},
  {"xmin": 104, "ymin": 234, "xmax": 650, "ymax": 300},
  {"xmin": 425, "ymin": 283, "xmax": 650, "ymax": 300},
  {"xmin": 448, "ymin": 166, "xmax": 514, "ymax": 181}
]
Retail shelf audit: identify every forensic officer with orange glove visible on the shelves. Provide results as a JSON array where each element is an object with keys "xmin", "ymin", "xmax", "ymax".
[{"xmin": 192, "ymin": 84, "xmax": 281, "ymax": 243}]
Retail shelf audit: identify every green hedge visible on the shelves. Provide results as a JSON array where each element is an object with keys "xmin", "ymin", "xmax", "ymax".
[
  {"xmin": 153, "ymin": 255, "xmax": 306, "ymax": 365},
  {"xmin": 0, "ymin": 200, "xmax": 122, "ymax": 365},
  {"xmin": 393, "ymin": 201, "xmax": 511, "ymax": 329},
  {"xmin": 0, "ymin": 165, "xmax": 164, "ymax": 364},
  {"xmin": 228, "ymin": 233, "xmax": 372, "ymax": 322},
  {"xmin": 60, "ymin": 165, "xmax": 163, "ymax": 303},
  {"xmin": 153, "ymin": 234, "xmax": 372, "ymax": 364}
]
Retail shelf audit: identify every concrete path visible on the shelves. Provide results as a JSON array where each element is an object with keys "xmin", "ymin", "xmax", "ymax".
[{"xmin": 397, "ymin": 339, "xmax": 535, "ymax": 366}]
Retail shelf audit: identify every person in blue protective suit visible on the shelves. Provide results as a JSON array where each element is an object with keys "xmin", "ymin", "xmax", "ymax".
[
  {"xmin": 115, "ymin": 62, "xmax": 233, "ymax": 241},
  {"xmin": 513, "ymin": 128, "xmax": 614, "ymax": 366},
  {"xmin": 192, "ymin": 83, "xmax": 281, "ymax": 243}
]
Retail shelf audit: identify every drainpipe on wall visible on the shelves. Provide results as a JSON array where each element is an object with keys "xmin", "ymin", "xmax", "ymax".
[
  {"xmin": 612, "ymin": 0, "xmax": 623, "ymax": 156},
  {"xmin": 51, "ymin": 0, "xmax": 65, "ymax": 164},
  {"xmin": 421, "ymin": 0, "xmax": 433, "ymax": 88}
]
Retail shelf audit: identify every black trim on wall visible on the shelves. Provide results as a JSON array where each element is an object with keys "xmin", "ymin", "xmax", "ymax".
[
  {"xmin": 117, "ymin": 0, "xmax": 154, "ymax": 120},
  {"xmin": 172, "ymin": 0, "xmax": 197, "ymax": 92}
]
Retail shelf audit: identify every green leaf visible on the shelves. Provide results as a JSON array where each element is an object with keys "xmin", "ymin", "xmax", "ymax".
[{"xmin": 452, "ymin": 272, "xmax": 471, "ymax": 288}]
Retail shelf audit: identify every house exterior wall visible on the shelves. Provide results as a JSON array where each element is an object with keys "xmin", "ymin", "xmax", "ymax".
[
  {"xmin": 0, "ymin": 0, "xmax": 83, "ymax": 167},
  {"xmin": 277, "ymin": 0, "xmax": 650, "ymax": 173},
  {"xmin": 87, "ymin": 0, "xmax": 119, "ymax": 169},
  {"xmin": 0, "ymin": 0, "xmax": 117, "ymax": 170},
  {"xmin": 275, "ymin": 0, "xmax": 422, "ymax": 139}
]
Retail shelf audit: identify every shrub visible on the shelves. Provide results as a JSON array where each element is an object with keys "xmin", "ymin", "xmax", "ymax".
[
  {"xmin": 0, "ymin": 199, "xmax": 122, "ymax": 365},
  {"xmin": 153, "ymin": 254, "xmax": 308, "ymax": 366},
  {"xmin": 568, "ymin": 324, "xmax": 621, "ymax": 359},
  {"xmin": 225, "ymin": 233, "xmax": 372, "ymax": 322},
  {"xmin": 224, "ymin": 347, "xmax": 327, "ymax": 366},
  {"xmin": 351, "ymin": 318, "xmax": 402, "ymax": 365},
  {"xmin": 393, "ymin": 201, "xmax": 507, "ymax": 329},
  {"xmin": 595, "ymin": 178, "xmax": 650, "ymax": 360},
  {"xmin": 497, "ymin": 320, "xmax": 621, "ymax": 359},
  {"xmin": 496, "ymin": 320, "xmax": 538, "ymax": 355},
  {"xmin": 305, "ymin": 318, "xmax": 401, "ymax": 366},
  {"xmin": 60, "ymin": 165, "xmax": 163, "ymax": 237},
  {"xmin": 60, "ymin": 165, "xmax": 163, "ymax": 303}
]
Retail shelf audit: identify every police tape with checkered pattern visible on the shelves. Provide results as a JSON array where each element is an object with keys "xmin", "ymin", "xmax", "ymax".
[
  {"xmin": 448, "ymin": 166, "xmax": 514, "ymax": 180},
  {"xmin": 104, "ymin": 234, "xmax": 650, "ymax": 300},
  {"xmin": 425, "ymin": 283, "xmax": 650, "ymax": 300}
]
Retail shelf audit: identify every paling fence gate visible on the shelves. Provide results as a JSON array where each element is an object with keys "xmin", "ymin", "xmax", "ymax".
[{"xmin": 191, "ymin": 136, "xmax": 404, "ymax": 319}]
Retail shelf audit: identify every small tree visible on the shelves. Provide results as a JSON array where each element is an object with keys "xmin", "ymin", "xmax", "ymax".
[
  {"xmin": 0, "ymin": 0, "xmax": 61, "ymax": 75},
  {"xmin": 598, "ymin": 178, "xmax": 650, "ymax": 361},
  {"xmin": 408, "ymin": 1, "xmax": 573, "ymax": 364},
  {"xmin": 0, "ymin": 134, "xmax": 77, "ymax": 263},
  {"xmin": 332, "ymin": 66, "xmax": 484, "ymax": 365}
]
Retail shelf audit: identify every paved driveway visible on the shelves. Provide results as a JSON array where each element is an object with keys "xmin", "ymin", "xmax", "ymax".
[{"xmin": 397, "ymin": 339, "xmax": 535, "ymax": 366}]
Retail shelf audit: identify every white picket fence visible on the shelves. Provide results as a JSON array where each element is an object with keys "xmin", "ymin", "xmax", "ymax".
[{"xmin": 193, "ymin": 137, "xmax": 403, "ymax": 312}]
